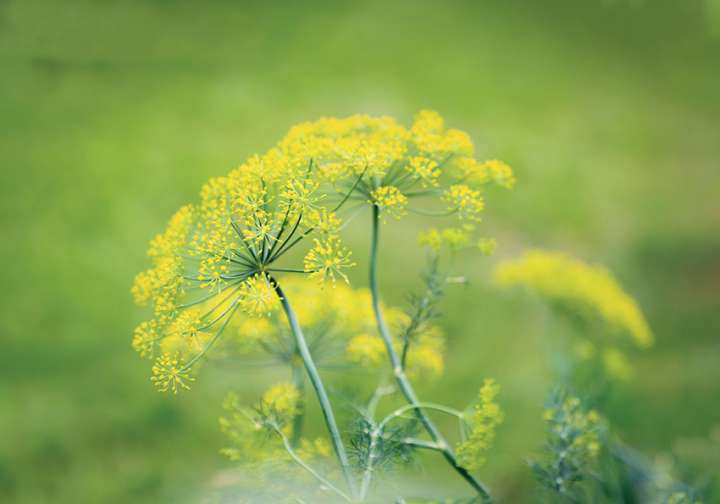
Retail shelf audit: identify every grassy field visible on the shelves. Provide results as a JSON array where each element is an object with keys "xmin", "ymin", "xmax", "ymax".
[{"xmin": 1, "ymin": 0, "xmax": 719, "ymax": 502}]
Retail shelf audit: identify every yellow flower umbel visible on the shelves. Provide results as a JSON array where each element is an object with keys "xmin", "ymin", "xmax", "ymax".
[
  {"xmin": 370, "ymin": 185, "xmax": 408, "ymax": 219},
  {"xmin": 131, "ymin": 119, "xmax": 378, "ymax": 392},
  {"xmin": 495, "ymin": 250, "xmax": 652, "ymax": 348},
  {"xmin": 259, "ymin": 382, "xmax": 301, "ymax": 426},
  {"xmin": 456, "ymin": 379, "xmax": 504, "ymax": 470},
  {"xmin": 495, "ymin": 249, "xmax": 653, "ymax": 380},
  {"xmin": 304, "ymin": 236, "xmax": 356, "ymax": 284},
  {"xmin": 275, "ymin": 110, "xmax": 514, "ymax": 250},
  {"xmin": 150, "ymin": 353, "xmax": 195, "ymax": 394}
]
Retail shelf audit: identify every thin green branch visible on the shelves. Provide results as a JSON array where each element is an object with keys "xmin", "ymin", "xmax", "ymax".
[
  {"xmin": 379, "ymin": 402, "xmax": 465, "ymax": 430},
  {"xmin": 331, "ymin": 165, "xmax": 369, "ymax": 213},
  {"xmin": 183, "ymin": 302, "xmax": 239, "ymax": 370},
  {"xmin": 290, "ymin": 356, "xmax": 305, "ymax": 448},
  {"xmin": 369, "ymin": 204, "xmax": 492, "ymax": 502},
  {"xmin": 401, "ymin": 438, "xmax": 443, "ymax": 451},
  {"xmin": 273, "ymin": 426, "xmax": 352, "ymax": 502}
]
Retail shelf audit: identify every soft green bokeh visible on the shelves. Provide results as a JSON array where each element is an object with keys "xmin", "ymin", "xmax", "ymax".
[{"xmin": 1, "ymin": 0, "xmax": 718, "ymax": 502}]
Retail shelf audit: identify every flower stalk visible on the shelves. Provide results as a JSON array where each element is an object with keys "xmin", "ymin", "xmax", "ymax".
[
  {"xmin": 290, "ymin": 355, "xmax": 305, "ymax": 447},
  {"xmin": 271, "ymin": 278, "xmax": 357, "ymax": 498},
  {"xmin": 369, "ymin": 204, "xmax": 492, "ymax": 501}
]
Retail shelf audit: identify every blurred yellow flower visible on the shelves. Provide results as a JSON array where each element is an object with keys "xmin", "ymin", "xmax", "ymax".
[{"xmin": 495, "ymin": 249, "xmax": 653, "ymax": 348}]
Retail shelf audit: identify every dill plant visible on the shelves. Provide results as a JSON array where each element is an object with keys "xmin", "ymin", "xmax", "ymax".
[
  {"xmin": 131, "ymin": 111, "xmax": 511, "ymax": 502},
  {"xmin": 130, "ymin": 111, "xmax": 704, "ymax": 503}
]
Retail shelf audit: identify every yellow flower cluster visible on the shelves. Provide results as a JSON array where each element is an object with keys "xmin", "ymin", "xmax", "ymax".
[
  {"xmin": 238, "ymin": 274, "xmax": 280, "ymax": 317},
  {"xmin": 132, "ymin": 111, "xmax": 511, "ymax": 393},
  {"xmin": 150, "ymin": 353, "xmax": 195, "ymax": 394},
  {"xmin": 277, "ymin": 110, "xmax": 512, "ymax": 247},
  {"xmin": 370, "ymin": 185, "xmax": 408, "ymax": 219},
  {"xmin": 443, "ymin": 184, "xmax": 485, "ymax": 221},
  {"xmin": 495, "ymin": 249, "xmax": 653, "ymax": 376},
  {"xmin": 417, "ymin": 225, "xmax": 472, "ymax": 253},
  {"xmin": 457, "ymin": 158, "xmax": 516, "ymax": 189},
  {"xmin": 346, "ymin": 333, "xmax": 386, "ymax": 367},
  {"xmin": 456, "ymin": 379, "xmax": 504, "ymax": 470},
  {"xmin": 259, "ymin": 382, "xmax": 301, "ymax": 425},
  {"xmin": 418, "ymin": 226, "xmax": 497, "ymax": 257},
  {"xmin": 303, "ymin": 236, "xmax": 355, "ymax": 284}
]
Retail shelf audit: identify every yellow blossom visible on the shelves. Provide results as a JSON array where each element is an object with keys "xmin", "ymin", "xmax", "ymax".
[
  {"xmin": 418, "ymin": 226, "xmax": 473, "ymax": 252},
  {"xmin": 132, "ymin": 111, "xmax": 510, "ymax": 392},
  {"xmin": 304, "ymin": 236, "xmax": 355, "ymax": 284},
  {"xmin": 238, "ymin": 274, "xmax": 280, "ymax": 317},
  {"xmin": 346, "ymin": 334, "xmax": 387, "ymax": 367},
  {"xmin": 479, "ymin": 159, "xmax": 515, "ymax": 189},
  {"xmin": 407, "ymin": 156, "xmax": 441, "ymax": 186},
  {"xmin": 456, "ymin": 378, "xmax": 504, "ymax": 470},
  {"xmin": 370, "ymin": 185, "xmax": 408, "ymax": 219},
  {"xmin": 132, "ymin": 320, "xmax": 159, "ymax": 358},
  {"xmin": 150, "ymin": 353, "xmax": 195, "ymax": 394},
  {"xmin": 495, "ymin": 250, "xmax": 653, "ymax": 349},
  {"xmin": 260, "ymin": 382, "xmax": 301, "ymax": 423},
  {"xmin": 443, "ymin": 184, "xmax": 484, "ymax": 221}
]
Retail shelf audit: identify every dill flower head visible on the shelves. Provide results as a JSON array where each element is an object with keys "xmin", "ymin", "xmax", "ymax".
[
  {"xmin": 279, "ymin": 110, "xmax": 514, "ymax": 249},
  {"xmin": 131, "ymin": 111, "xmax": 509, "ymax": 393},
  {"xmin": 150, "ymin": 353, "xmax": 195, "ymax": 394},
  {"xmin": 494, "ymin": 250, "xmax": 653, "ymax": 348},
  {"xmin": 131, "ymin": 125, "xmax": 372, "ymax": 392},
  {"xmin": 495, "ymin": 250, "xmax": 653, "ymax": 380},
  {"xmin": 259, "ymin": 382, "xmax": 301, "ymax": 426},
  {"xmin": 370, "ymin": 185, "xmax": 408, "ymax": 219},
  {"xmin": 456, "ymin": 378, "xmax": 504, "ymax": 470}
]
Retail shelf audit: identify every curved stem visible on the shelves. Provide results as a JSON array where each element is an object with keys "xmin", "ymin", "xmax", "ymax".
[
  {"xmin": 401, "ymin": 438, "xmax": 443, "ymax": 451},
  {"xmin": 274, "ymin": 427, "xmax": 353, "ymax": 502},
  {"xmin": 369, "ymin": 204, "xmax": 492, "ymax": 502},
  {"xmin": 379, "ymin": 402, "xmax": 465, "ymax": 430},
  {"xmin": 271, "ymin": 279, "xmax": 356, "ymax": 499}
]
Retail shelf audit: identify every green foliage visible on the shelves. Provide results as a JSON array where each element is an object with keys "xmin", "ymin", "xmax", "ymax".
[{"xmin": 530, "ymin": 390, "xmax": 604, "ymax": 501}]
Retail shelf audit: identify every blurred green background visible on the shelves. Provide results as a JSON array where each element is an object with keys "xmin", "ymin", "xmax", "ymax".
[{"xmin": 1, "ymin": 0, "xmax": 719, "ymax": 502}]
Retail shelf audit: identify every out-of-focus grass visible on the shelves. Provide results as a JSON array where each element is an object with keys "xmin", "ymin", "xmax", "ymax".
[{"xmin": 1, "ymin": 0, "xmax": 718, "ymax": 502}]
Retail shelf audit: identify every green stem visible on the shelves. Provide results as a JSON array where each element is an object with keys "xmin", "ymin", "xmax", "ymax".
[
  {"xmin": 401, "ymin": 438, "xmax": 443, "ymax": 451},
  {"xmin": 290, "ymin": 355, "xmax": 305, "ymax": 447},
  {"xmin": 379, "ymin": 402, "xmax": 465, "ymax": 430},
  {"xmin": 271, "ymin": 279, "xmax": 356, "ymax": 498},
  {"xmin": 369, "ymin": 204, "xmax": 492, "ymax": 502},
  {"xmin": 274, "ymin": 427, "xmax": 353, "ymax": 502},
  {"xmin": 360, "ymin": 427, "xmax": 379, "ymax": 499}
]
